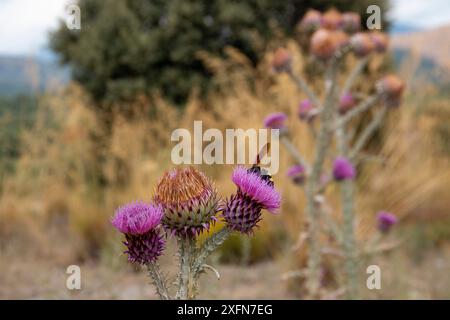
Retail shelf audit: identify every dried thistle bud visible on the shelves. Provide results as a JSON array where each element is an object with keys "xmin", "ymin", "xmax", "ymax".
[
  {"xmin": 370, "ymin": 31, "xmax": 389, "ymax": 53},
  {"xmin": 222, "ymin": 166, "xmax": 281, "ymax": 234},
  {"xmin": 111, "ymin": 202, "xmax": 165, "ymax": 264},
  {"xmin": 350, "ymin": 32, "xmax": 375, "ymax": 57},
  {"xmin": 341, "ymin": 12, "xmax": 361, "ymax": 33},
  {"xmin": 332, "ymin": 30, "xmax": 350, "ymax": 50},
  {"xmin": 338, "ymin": 92, "xmax": 357, "ymax": 114},
  {"xmin": 333, "ymin": 157, "xmax": 356, "ymax": 181},
  {"xmin": 310, "ymin": 28, "xmax": 338, "ymax": 60},
  {"xmin": 299, "ymin": 9, "xmax": 322, "ymax": 32},
  {"xmin": 376, "ymin": 74, "xmax": 405, "ymax": 107},
  {"xmin": 321, "ymin": 8, "xmax": 343, "ymax": 30},
  {"xmin": 154, "ymin": 167, "xmax": 218, "ymax": 237},
  {"xmin": 272, "ymin": 47, "xmax": 292, "ymax": 73}
]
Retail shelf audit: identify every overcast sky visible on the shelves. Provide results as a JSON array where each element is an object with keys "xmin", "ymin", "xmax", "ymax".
[{"xmin": 0, "ymin": 0, "xmax": 449, "ymax": 55}]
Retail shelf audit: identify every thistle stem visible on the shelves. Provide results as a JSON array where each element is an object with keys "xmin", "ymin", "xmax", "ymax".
[
  {"xmin": 336, "ymin": 110, "xmax": 359, "ymax": 299},
  {"xmin": 304, "ymin": 62, "xmax": 337, "ymax": 298},
  {"xmin": 287, "ymin": 69, "xmax": 321, "ymax": 107},
  {"xmin": 177, "ymin": 237, "xmax": 195, "ymax": 300},
  {"xmin": 147, "ymin": 262, "xmax": 171, "ymax": 300},
  {"xmin": 340, "ymin": 179, "xmax": 358, "ymax": 299},
  {"xmin": 192, "ymin": 227, "xmax": 232, "ymax": 278}
]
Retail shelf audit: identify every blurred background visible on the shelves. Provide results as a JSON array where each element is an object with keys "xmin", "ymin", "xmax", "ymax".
[{"xmin": 0, "ymin": 0, "xmax": 449, "ymax": 299}]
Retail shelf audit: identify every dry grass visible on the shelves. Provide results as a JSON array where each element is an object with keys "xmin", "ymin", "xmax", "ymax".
[{"xmin": 0, "ymin": 43, "xmax": 449, "ymax": 299}]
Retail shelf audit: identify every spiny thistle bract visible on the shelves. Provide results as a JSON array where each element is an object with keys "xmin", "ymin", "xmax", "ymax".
[
  {"xmin": 222, "ymin": 166, "xmax": 281, "ymax": 234},
  {"xmin": 154, "ymin": 166, "xmax": 218, "ymax": 237},
  {"xmin": 111, "ymin": 202, "xmax": 165, "ymax": 264}
]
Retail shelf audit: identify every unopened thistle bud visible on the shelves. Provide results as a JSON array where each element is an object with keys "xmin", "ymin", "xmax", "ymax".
[
  {"xmin": 321, "ymin": 8, "xmax": 343, "ymax": 30},
  {"xmin": 299, "ymin": 9, "xmax": 322, "ymax": 32},
  {"xmin": 298, "ymin": 99, "xmax": 315, "ymax": 121},
  {"xmin": 287, "ymin": 164, "xmax": 306, "ymax": 185},
  {"xmin": 376, "ymin": 74, "xmax": 405, "ymax": 107},
  {"xmin": 222, "ymin": 166, "xmax": 281, "ymax": 234},
  {"xmin": 333, "ymin": 157, "xmax": 356, "ymax": 181},
  {"xmin": 376, "ymin": 211, "xmax": 398, "ymax": 233},
  {"xmin": 370, "ymin": 31, "xmax": 389, "ymax": 53},
  {"xmin": 272, "ymin": 47, "xmax": 292, "ymax": 73},
  {"xmin": 310, "ymin": 28, "xmax": 338, "ymax": 60},
  {"xmin": 341, "ymin": 12, "xmax": 361, "ymax": 33},
  {"xmin": 350, "ymin": 32, "xmax": 375, "ymax": 57},
  {"xmin": 264, "ymin": 112, "xmax": 288, "ymax": 135},
  {"xmin": 338, "ymin": 92, "xmax": 357, "ymax": 114},
  {"xmin": 112, "ymin": 202, "xmax": 165, "ymax": 264},
  {"xmin": 154, "ymin": 167, "xmax": 218, "ymax": 237}
]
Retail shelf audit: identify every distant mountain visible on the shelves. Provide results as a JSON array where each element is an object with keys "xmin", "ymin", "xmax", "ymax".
[
  {"xmin": 390, "ymin": 22, "xmax": 422, "ymax": 34},
  {"xmin": 391, "ymin": 24, "xmax": 450, "ymax": 88},
  {"xmin": 0, "ymin": 54, "xmax": 69, "ymax": 96}
]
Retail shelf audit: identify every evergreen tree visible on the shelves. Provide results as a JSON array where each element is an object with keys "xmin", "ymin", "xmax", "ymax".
[{"xmin": 50, "ymin": 0, "xmax": 389, "ymax": 106}]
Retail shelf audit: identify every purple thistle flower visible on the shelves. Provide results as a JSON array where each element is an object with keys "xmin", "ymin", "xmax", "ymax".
[
  {"xmin": 287, "ymin": 164, "xmax": 306, "ymax": 185},
  {"xmin": 333, "ymin": 157, "xmax": 356, "ymax": 181},
  {"xmin": 377, "ymin": 211, "xmax": 398, "ymax": 233},
  {"xmin": 298, "ymin": 99, "xmax": 315, "ymax": 121},
  {"xmin": 223, "ymin": 166, "xmax": 281, "ymax": 234},
  {"xmin": 112, "ymin": 201, "xmax": 163, "ymax": 235},
  {"xmin": 339, "ymin": 92, "xmax": 356, "ymax": 114},
  {"xmin": 263, "ymin": 112, "xmax": 288, "ymax": 130},
  {"xmin": 112, "ymin": 202, "xmax": 165, "ymax": 264}
]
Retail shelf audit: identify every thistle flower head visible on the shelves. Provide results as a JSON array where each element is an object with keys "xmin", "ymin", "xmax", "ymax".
[
  {"xmin": 111, "ymin": 202, "xmax": 165, "ymax": 264},
  {"xmin": 154, "ymin": 167, "xmax": 218, "ymax": 237},
  {"xmin": 263, "ymin": 112, "xmax": 288, "ymax": 130},
  {"xmin": 310, "ymin": 28, "xmax": 338, "ymax": 60},
  {"xmin": 223, "ymin": 166, "xmax": 281, "ymax": 234},
  {"xmin": 298, "ymin": 99, "xmax": 315, "ymax": 121},
  {"xmin": 287, "ymin": 164, "xmax": 306, "ymax": 185},
  {"xmin": 333, "ymin": 157, "xmax": 356, "ymax": 181},
  {"xmin": 321, "ymin": 8, "xmax": 343, "ymax": 30},
  {"xmin": 377, "ymin": 211, "xmax": 398, "ymax": 233},
  {"xmin": 272, "ymin": 47, "xmax": 292, "ymax": 73},
  {"xmin": 370, "ymin": 31, "xmax": 389, "ymax": 53},
  {"xmin": 376, "ymin": 74, "xmax": 405, "ymax": 107},
  {"xmin": 332, "ymin": 30, "xmax": 350, "ymax": 50},
  {"xmin": 341, "ymin": 12, "xmax": 361, "ymax": 33},
  {"xmin": 339, "ymin": 92, "xmax": 356, "ymax": 114},
  {"xmin": 112, "ymin": 202, "xmax": 163, "ymax": 235},
  {"xmin": 299, "ymin": 9, "xmax": 322, "ymax": 32},
  {"xmin": 350, "ymin": 32, "xmax": 375, "ymax": 57}
]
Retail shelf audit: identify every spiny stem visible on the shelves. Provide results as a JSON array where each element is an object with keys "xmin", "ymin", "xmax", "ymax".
[
  {"xmin": 304, "ymin": 62, "xmax": 338, "ymax": 298},
  {"xmin": 147, "ymin": 262, "xmax": 171, "ymax": 300},
  {"xmin": 341, "ymin": 56, "xmax": 370, "ymax": 94},
  {"xmin": 176, "ymin": 236, "xmax": 195, "ymax": 300},
  {"xmin": 336, "ymin": 108, "xmax": 359, "ymax": 299},
  {"xmin": 287, "ymin": 69, "xmax": 321, "ymax": 107},
  {"xmin": 281, "ymin": 136, "xmax": 311, "ymax": 173},
  {"xmin": 192, "ymin": 227, "xmax": 232, "ymax": 279},
  {"xmin": 349, "ymin": 106, "xmax": 387, "ymax": 160}
]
